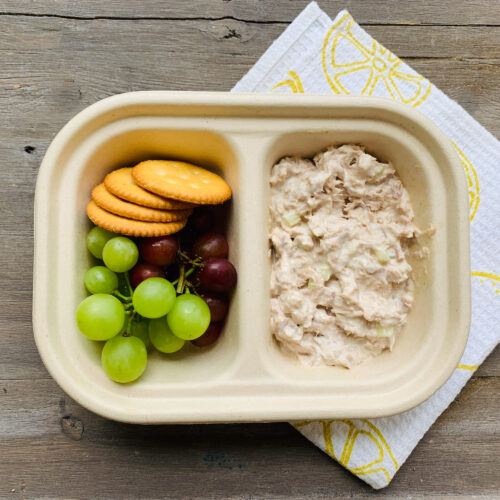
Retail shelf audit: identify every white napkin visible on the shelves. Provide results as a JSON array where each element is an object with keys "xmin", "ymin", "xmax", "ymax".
[{"xmin": 233, "ymin": 2, "xmax": 500, "ymax": 489}]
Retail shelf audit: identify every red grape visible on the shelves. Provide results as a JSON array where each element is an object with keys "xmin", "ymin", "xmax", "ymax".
[
  {"xmin": 190, "ymin": 207, "xmax": 214, "ymax": 233},
  {"xmin": 193, "ymin": 232, "xmax": 229, "ymax": 260},
  {"xmin": 130, "ymin": 263, "xmax": 164, "ymax": 289},
  {"xmin": 201, "ymin": 293, "xmax": 229, "ymax": 322},
  {"xmin": 191, "ymin": 322, "xmax": 222, "ymax": 347},
  {"xmin": 139, "ymin": 236, "xmax": 178, "ymax": 267},
  {"xmin": 197, "ymin": 258, "xmax": 237, "ymax": 293}
]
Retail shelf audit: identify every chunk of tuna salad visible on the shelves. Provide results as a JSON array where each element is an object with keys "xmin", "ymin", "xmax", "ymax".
[{"xmin": 269, "ymin": 145, "xmax": 426, "ymax": 368}]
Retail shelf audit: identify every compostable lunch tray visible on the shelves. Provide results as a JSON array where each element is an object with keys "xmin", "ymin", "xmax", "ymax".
[{"xmin": 33, "ymin": 92, "xmax": 470, "ymax": 423}]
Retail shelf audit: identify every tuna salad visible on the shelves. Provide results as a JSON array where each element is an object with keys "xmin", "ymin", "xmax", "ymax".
[{"xmin": 269, "ymin": 145, "xmax": 422, "ymax": 368}]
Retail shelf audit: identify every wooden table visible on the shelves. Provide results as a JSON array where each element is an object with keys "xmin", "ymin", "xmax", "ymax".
[{"xmin": 1, "ymin": 1, "xmax": 498, "ymax": 497}]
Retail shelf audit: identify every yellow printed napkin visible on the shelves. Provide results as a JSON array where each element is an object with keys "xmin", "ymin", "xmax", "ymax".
[{"xmin": 233, "ymin": 2, "xmax": 500, "ymax": 489}]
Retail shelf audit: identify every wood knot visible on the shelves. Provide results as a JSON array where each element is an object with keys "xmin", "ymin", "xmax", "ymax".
[
  {"xmin": 223, "ymin": 28, "xmax": 241, "ymax": 39},
  {"xmin": 60, "ymin": 416, "xmax": 84, "ymax": 441}
]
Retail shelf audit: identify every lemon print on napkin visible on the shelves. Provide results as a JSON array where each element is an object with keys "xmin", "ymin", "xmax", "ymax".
[
  {"xmin": 472, "ymin": 271, "xmax": 500, "ymax": 296},
  {"xmin": 271, "ymin": 71, "xmax": 305, "ymax": 94},
  {"xmin": 452, "ymin": 142, "xmax": 480, "ymax": 222},
  {"xmin": 295, "ymin": 419, "xmax": 399, "ymax": 486},
  {"xmin": 322, "ymin": 13, "xmax": 431, "ymax": 107}
]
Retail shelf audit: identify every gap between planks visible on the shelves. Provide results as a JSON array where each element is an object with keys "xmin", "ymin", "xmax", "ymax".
[{"xmin": 0, "ymin": 12, "xmax": 498, "ymax": 27}]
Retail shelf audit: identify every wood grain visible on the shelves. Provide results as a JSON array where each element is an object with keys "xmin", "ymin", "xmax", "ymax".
[
  {"xmin": 1, "ymin": 0, "xmax": 499, "ymax": 25},
  {"xmin": 0, "ymin": 2, "xmax": 498, "ymax": 498},
  {"xmin": 0, "ymin": 18, "xmax": 498, "ymax": 138},
  {"xmin": 0, "ymin": 376, "xmax": 498, "ymax": 498}
]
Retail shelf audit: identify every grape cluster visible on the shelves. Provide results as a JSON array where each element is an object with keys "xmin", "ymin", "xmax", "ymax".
[{"xmin": 76, "ymin": 207, "xmax": 237, "ymax": 384}]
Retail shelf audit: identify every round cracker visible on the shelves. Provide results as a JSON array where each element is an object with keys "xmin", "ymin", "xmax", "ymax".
[
  {"xmin": 86, "ymin": 201, "xmax": 186, "ymax": 237},
  {"xmin": 104, "ymin": 167, "xmax": 195, "ymax": 210},
  {"xmin": 132, "ymin": 160, "xmax": 232, "ymax": 205},
  {"xmin": 92, "ymin": 183, "xmax": 192, "ymax": 223}
]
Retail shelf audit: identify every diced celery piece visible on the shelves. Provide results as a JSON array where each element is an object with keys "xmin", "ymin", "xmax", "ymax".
[
  {"xmin": 376, "ymin": 325, "xmax": 394, "ymax": 338},
  {"xmin": 283, "ymin": 210, "xmax": 301, "ymax": 227},
  {"xmin": 375, "ymin": 247, "xmax": 390, "ymax": 264},
  {"xmin": 373, "ymin": 165, "xmax": 385, "ymax": 180},
  {"xmin": 315, "ymin": 263, "xmax": 332, "ymax": 282}
]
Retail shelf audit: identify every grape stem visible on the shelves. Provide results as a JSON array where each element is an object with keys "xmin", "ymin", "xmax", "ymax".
[
  {"xmin": 178, "ymin": 250, "xmax": 191, "ymax": 262},
  {"xmin": 172, "ymin": 267, "xmax": 194, "ymax": 286},
  {"xmin": 176, "ymin": 264, "xmax": 185, "ymax": 294},
  {"xmin": 124, "ymin": 311, "xmax": 135, "ymax": 336},
  {"xmin": 114, "ymin": 290, "xmax": 131, "ymax": 302},
  {"xmin": 178, "ymin": 250, "xmax": 203, "ymax": 268},
  {"xmin": 185, "ymin": 282, "xmax": 199, "ymax": 296},
  {"xmin": 123, "ymin": 272, "xmax": 134, "ymax": 297}
]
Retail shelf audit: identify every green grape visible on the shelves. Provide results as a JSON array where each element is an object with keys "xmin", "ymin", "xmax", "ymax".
[
  {"xmin": 76, "ymin": 294, "xmax": 125, "ymax": 341},
  {"xmin": 149, "ymin": 317, "xmax": 185, "ymax": 353},
  {"xmin": 132, "ymin": 277, "xmax": 176, "ymax": 319},
  {"xmin": 84, "ymin": 266, "xmax": 118, "ymax": 294},
  {"xmin": 101, "ymin": 335, "xmax": 147, "ymax": 383},
  {"xmin": 87, "ymin": 226, "xmax": 115, "ymax": 259},
  {"xmin": 102, "ymin": 236, "xmax": 139, "ymax": 273},
  {"xmin": 130, "ymin": 318, "xmax": 150, "ymax": 348},
  {"xmin": 167, "ymin": 294, "xmax": 210, "ymax": 340}
]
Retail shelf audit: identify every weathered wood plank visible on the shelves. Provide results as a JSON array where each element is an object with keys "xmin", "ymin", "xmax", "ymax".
[
  {"xmin": 477, "ymin": 348, "xmax": 500, "ymax": 376},
  {"xmin": 367, "ymin": 25, "xmax": 500, "ymax": 58},
  {"xmin": 1, "ymin": 17, "xmax": 499, "ymax": 60},
  {"xmin": 0, "ymin": 377, "xmax": 498, "ymax": 498},
  {"xmin": 0, "ymin": 18, "xmax": 498, "ymax": 140},
  {"xmin": 1, "ymin": 0, "xmax": 499, "ymax": 26}
]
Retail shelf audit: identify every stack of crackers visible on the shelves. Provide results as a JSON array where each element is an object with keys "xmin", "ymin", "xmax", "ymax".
[{"xmin": 87, "ymin": 160, "xmax": 232, "ymax": 237}]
